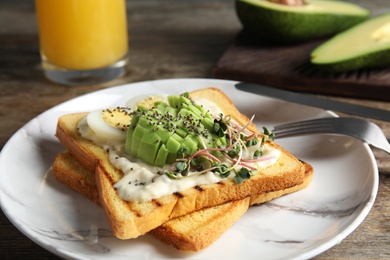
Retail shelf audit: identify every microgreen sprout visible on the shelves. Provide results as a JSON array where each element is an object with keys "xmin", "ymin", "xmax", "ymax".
[
  {"xmin": 163, "ymin": 113, "xmax": 276, "ymax": 183},
  {"xmin": 181, "ymin": 92, "xmax": 190, "ymax": 98},
  {"xmin": 263, "ymin": 127, "xmax": 275, "ymax": 141},
  {"xmin": 234, "ymin": 167, "xmax": 252, "ymax": 184}
]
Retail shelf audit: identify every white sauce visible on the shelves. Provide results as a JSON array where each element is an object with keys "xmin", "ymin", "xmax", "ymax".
[
  {"xmin": 192, "ymin": 97, "xmax": 223, "ymax": 117},
  {"xmin": 109, "ymin": 146, "xmax": 224, "ymax": 201},
  {"xmin": 78, "ymin": 95, "xmax": 281, "ymax": 202}
]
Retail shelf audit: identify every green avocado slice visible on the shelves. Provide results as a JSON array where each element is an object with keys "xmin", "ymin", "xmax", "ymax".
[
  {"xmin": 154, "ymin": 144, "xmax": 169, "ymax": 167},
  {"xmin": 235, "ymin": 0, "xmax": 369, "ymax": 43},
  {"xmin": 311, "ymin": 13, "xmax": 390, "ymax": 72},
  {"xmin": 125, "ymin": 93, "xmax": 227, "ymax": 166},
  {"xmin": 166, "ymin": 134, "xmax": 183, "ymax": 164},
  {"xmin": 137, "ymin": 132, "xmax": 162, "ymax": 165}
]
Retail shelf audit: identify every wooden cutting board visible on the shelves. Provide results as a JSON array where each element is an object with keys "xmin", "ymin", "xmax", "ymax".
[{"xmin": 213, "ymin": 31, "xmax": 390, "ymax": 101}]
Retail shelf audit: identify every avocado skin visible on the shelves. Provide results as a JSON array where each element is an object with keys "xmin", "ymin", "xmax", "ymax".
[{"xmin": 235, "ymin": 0, "xmax": 369, "ymax": 43}]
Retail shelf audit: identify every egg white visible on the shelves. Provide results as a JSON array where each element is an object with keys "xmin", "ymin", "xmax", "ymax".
[
  {"xmin": 85, "ymin": 93, "xmax": 169, "ymax": 143},
  {"xmin": 125, "ymin": 94, "xmax": 169, "ymax": 108},
  {"xmin": 86, "ymin": 110, "xmax": 127, "ymax": 142}
]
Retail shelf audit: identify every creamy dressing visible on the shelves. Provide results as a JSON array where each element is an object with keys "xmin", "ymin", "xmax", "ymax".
[
  {"xmin": 78, "ymin": 94, "xmax": 281, "ymax": 202},
  {"xmin": 109, "ymin": 146, "xmax": 224, "ymax": 201},
  {"xmin": 192, "ymin": 97, "xmax": 223, "ymax": 117},
  {"xmin": 108, "ymin": 142, "xmax": 279, "ymax": 202}
]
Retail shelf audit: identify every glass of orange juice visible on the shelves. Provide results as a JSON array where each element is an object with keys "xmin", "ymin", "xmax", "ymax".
[{"xmin": 35, "ymin": 0, "xmax": 129, "ymax": 85}]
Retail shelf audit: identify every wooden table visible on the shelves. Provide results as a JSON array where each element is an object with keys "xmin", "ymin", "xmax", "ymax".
[{"xmin": 0, "ymin": 0, "xmax": 389, "ymax": 259}]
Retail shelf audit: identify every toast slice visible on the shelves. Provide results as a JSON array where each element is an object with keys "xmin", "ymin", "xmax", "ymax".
[
  {"xmin": 55, "ymin": 87, "xmax": 308, "ymax": 239},
  {"xmin": 52, "ymin": 151, "xmax": 313, "ymax": 251}
]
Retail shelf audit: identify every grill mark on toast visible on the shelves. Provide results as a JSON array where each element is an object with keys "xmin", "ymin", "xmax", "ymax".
[
  {"xmin": 174, "ymin": 192, "xmax": 184, "ymax": 198},
  {"xmin": 152, "ymin": 199, "xmax": 162, "ymax": 207},
  {"xmin": 123, "ymin": 202, "xmax": 143, "ymax": 217},
  {"xmin": 194, "ymin": 185, "xmax": 203, "ymax": 191},
  {"xmin": 217, "ymin": 181, "xmax": 225, "ymax": 185}
]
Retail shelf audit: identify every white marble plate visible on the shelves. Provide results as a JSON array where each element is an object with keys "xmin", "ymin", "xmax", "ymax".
[{"xmin": 0, "ymin": 78, "xmax": 378, "ymax": 260}]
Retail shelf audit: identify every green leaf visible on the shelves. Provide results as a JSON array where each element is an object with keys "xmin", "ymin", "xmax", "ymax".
[
  {"xmin": 234, "ymin": 175, "xmax": 244, "ymax": 184},
  {"xmin": 227, "ymin": 144, "xmax": 240, "ymax": 158},
  {"xmin": 263, "ymin": 127, "xmax": 275, "ymax": 141},
  {"xmin": 234, "ymin": 168, "xmax": 251, "ymax": 184},
  {"xmin": 213, "ymin": 164, "xmax": 229, "ymax": 177},
  {"xmin": 181, "ymin": 92, "xmax": 190, "ymax": 98},
  {"xmin": 254, "ymin": 149, "xmax": 262, "ymax": 158},
  {"xmin": 220, "ymin": 170, "xmax": 230, "ymax": 178},
  {"xmin": 246, "ymin": 138, "xmax": 259, "ymax": 147},
  {"xmin": 212, "ymin": 119, "xmax": 227, "ymax": 138},
  {"xmin": 176, "ymin": 161, "xmax": 187, "ymax": 172},
  {"xmin": 177, "ymin": 146, "xmax": 189, "ymax": 158},
  {"xmin": 165, "ymin": 171, "xmax": 177, "ymax": 179}
]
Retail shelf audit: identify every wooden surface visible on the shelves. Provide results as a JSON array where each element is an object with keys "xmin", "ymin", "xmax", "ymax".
[
  {"xmin": 213, "ymin": 31, "xmax": 390, "ymax": 101},
  {"xmin": 0, "ymin": 0, "xmax": 389, "ymax": 259}
]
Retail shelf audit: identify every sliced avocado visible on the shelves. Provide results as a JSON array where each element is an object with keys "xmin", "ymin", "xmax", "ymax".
[
  {"xmin": 181, "ymin": 102, "xmax": 203, "ymax": 118},
  {"xmin": 235, "ymin": 0, "xmax": 370, "ymax": 43},
  {"xmin": 125, "ymin": 115, "xmax": 138, "ymax": 154},
  {"xmin": 168, "ymin": 95, "xmax": 182, "ymax": 109},
  {"xmin": 216, "ymin": 135, "xmax": 228, "ymax": 148},
  {"xmin": 166, "ymin": 134, "xmax": 183, "ymax": 164},
  {"xmin": 137, "ymin": 116, "xmax": 155, "ymax": 129},
  {"xmin": 163, "ymin": 106, "xmax": 178, "ymax": 118},
  {"xmin": 201, "ymin": 117, "xmax": 214, "ymax": 131},
  {"xmin": 154, "ymin": 127, "xmax": 173, "ymax": 143},
  {"xmin": 311, "ymin": 13, "xmax": 390, "ymax": 72},
  {"xmin": 125, "ymin": 93, "xmax": 228, "ymax": 166},
  {"xmin": 137, "ymin": 132, "xmax": 162, "ymax": 165},
  {"xmin": 154, "ymin": 101, "xmax": 169, "ymax": 111},
  {"xmin": 180, "ymin": 136, "xmax": 198, "ymax": 157},
  {"xmin": 125, "ymin": 126, "xmax": 135, "ymax": 155},
  {"xmin": 175, "ymin": 127, "xmax": 188, "ymax": 138},
  {"xmin": 178, "ymin": 107, "xmax": 202, "ymax": 122},
  {"xmin": 127, "ymin": 124, "xmax": 147, "ymax": 156},
  {"xmin": 179, "ymin": 95, "xmax": 193, "ymax": 106},
  {"xmin": 154, "ymin": 144, "xmax": 169, "ymax": 167}
]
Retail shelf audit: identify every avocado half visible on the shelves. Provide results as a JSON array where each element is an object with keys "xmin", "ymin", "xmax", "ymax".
[
  {"xmin": 235, "ymin": 0, "xmax": 370, "ymax": 43},
  {"xmin": 311, "ymin": 13, "xmax": 390, "ymax": 72}
]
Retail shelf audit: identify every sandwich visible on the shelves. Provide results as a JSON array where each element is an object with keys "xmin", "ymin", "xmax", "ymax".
[
  {"xmin": 54, "ymin": 87, "xmax": 313, "ymax": 251},
  {"xmin": 52, "ymin": 151, "xmax": 313, "ymax": 251}
]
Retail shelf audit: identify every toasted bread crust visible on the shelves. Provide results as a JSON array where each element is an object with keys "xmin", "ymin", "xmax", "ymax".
[
  {"xmin": 52, "ymin": 152, "xmax": 313, "ymax": 251},
  {"xmin": 55, "ymin": 87, "xmax": 307, "ymax": 239},
  {"xmin": 152, "ymin": 162, "xmax": 313, "ymax": 251},
  {"xmin": 52, "ymin": 152, "xmax": 100, "ymax": 205},
  {"xmin": 56, "ymin": 112, "xmax": 98, "ymax": 172},
  {"xmin": 150, "ymin": 198, "xmax": 251, "ymax": 251}
]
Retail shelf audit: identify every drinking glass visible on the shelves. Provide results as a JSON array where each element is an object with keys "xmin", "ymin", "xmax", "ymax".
[{"xmin": 35, "ymin": 0, "xmax": 129, "ymax": 85}]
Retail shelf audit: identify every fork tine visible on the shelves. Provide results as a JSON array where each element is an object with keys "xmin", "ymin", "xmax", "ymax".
[
  {"xmin": 272, "ymin": 117, "xmax": 390, "ymax": 154},
  {"xmin": 273, "ymin": 128, "xmax": 333, "ymax": 138},
  {"xmin": 273, "ymin": 118, "xmax": 335, "ymax": 137},
  {"xmin": 273, "ymin": 117, "xmax": 335, "ymax": 130}
]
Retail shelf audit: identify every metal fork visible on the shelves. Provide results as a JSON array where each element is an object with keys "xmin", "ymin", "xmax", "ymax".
[{"xmin": 272, "ymin": 117, "xmax": 390, "ymax": 154}]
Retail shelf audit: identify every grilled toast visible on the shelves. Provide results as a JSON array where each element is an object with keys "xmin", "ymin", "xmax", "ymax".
[
  {"xmin": 55, "ymin": 87, "xmax": 309, "ymax": 240},
  {"xmin": 52, "ymin": 151, "xmax": 313, "ymax": 251}
]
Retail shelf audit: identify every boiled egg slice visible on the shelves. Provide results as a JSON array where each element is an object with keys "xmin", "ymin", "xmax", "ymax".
[
  {"xmin": 86, "ymin": 94, "xmax": 169, "ymax": 143},
  {"xmin": 125, "ymin": 94, "xmax": 169, "ymax": 109},
  {"xmin": 86, "ymin": 107, "xmax": 133, "ymax": 142}
]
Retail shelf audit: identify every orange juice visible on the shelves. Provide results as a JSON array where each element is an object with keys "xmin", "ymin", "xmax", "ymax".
[{"xmin": 35, "ymin": 0, "xmax": 128, "ymax": 70}]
